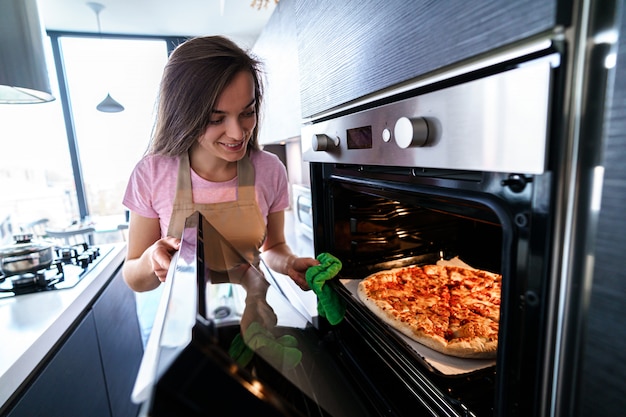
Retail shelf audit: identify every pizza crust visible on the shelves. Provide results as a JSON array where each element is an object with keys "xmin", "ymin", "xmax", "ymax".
[
  {"xmin": 445, "ymin": 337, "xmax": 498, "ymax": 359},
  {"xmin": 357, "ymin": 264, "xmax": 500, "ymax": 359}
]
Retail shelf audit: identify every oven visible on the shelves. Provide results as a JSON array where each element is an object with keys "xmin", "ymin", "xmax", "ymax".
[
  {"xmin": 300, "ymin": 50, "xmax": 562, "ymax": 417},
  {"xmin": 136, "ymin": 49, "xmax": 565, "ymax": 417}
]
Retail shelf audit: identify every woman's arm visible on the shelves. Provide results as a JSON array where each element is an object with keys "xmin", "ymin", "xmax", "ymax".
[
  {"xmin": 122, "ymin": 211, "xmax": 180, "ymax": 292},
  {"xmin": 261, "ymin": 210, "xmax": 318, "ymax": 290}
]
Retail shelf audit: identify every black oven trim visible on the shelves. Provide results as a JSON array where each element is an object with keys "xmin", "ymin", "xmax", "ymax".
[{"xmin": 310, "ymin": 161, "xmax": 554, "ymax": 416}]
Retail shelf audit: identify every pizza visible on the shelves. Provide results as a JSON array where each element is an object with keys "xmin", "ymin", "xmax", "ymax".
[{"xmin": 357, "ymin": 264, "xmax": 501, "ymax": 359}]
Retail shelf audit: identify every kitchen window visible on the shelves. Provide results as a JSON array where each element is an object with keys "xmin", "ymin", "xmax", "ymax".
[{"xmin": 0, "ymin": 33, "xmax": 184, "ymax": 243}]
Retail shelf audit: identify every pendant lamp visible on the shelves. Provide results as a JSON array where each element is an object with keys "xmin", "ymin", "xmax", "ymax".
[
  {"xmin": 0, "ymin": 0, "xmax": 54, "ymax": 103},
  {"xmin": 96, "ymin": 93, "xmax": 124, "ymax": 112},
  {"xmin": 87, "ymin": 2, "xmax": 124, "ymax": 113}
]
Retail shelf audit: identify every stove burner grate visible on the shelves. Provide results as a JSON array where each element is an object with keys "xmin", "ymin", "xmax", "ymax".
[{"xmin": 0, "ymin": 243, "xmax": 110, "ymax": 298}]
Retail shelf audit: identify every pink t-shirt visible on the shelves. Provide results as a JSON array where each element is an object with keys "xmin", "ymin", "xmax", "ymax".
[{"xmin": 123, "ymin": 150, "xmax": 290, "ymax": 238}]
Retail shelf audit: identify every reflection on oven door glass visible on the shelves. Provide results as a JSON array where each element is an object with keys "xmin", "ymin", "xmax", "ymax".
[{"xmin": 202, "ymin": 260, "xmax": 370, "ymax": 416}]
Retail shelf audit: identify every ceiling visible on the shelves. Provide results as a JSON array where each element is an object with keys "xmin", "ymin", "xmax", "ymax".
[{"xmin": 37, "ymin": 0, "xmax": 277, "ymax": 47}]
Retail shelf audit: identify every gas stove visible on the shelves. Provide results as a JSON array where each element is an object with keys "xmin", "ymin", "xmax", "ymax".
[{"xmin": 0, "ymin": 243, "xmax": 113, "ymax": 299}]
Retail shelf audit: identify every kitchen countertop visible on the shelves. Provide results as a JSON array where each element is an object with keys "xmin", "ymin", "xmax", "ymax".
[{"xmin": 0, "ymin": 243, "xmax": 127, "ymax": 409}]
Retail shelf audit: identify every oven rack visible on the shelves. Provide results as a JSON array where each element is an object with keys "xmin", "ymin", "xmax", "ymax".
[{"xmin": 328, "ymin": 279, "xmax": 496, "ymax": 417}]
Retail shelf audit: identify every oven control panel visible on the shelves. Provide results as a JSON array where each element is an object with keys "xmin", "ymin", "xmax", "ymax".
[{"xmin": 302, "ymin": 55, "xmax": 558, "ymax": 175}]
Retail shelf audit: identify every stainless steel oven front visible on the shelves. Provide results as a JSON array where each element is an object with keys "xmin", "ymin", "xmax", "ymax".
[{"xmin": 302, "ymin": 52, "xmax": 562, "ymax": 417}]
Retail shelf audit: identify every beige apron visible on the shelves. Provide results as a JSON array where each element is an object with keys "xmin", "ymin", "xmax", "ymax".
[{"xmin": 166, "ymin": 153, "xmax": 266, "ymax": 273}]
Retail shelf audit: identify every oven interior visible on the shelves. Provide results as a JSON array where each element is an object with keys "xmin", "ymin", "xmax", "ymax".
[
  {"xmin": 310, "ymin": 166, "xmax": 531, "ymax": 417},
  {"xmin": 330, "ymin": 181, "xmax": 503, "ymax": 279}
]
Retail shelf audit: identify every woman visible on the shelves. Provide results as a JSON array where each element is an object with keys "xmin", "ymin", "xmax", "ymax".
[{"xmin": 122, "ymin": 35, "xmax": 317, "ymax": 294}]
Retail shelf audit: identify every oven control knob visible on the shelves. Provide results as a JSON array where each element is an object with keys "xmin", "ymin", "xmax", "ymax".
[
  {"xmin": 312, "ymin": 134, "xmax": 340, "ymax": 151},
  {"xmin": 394, "ymin": 117, "xmax": 429, "ymax": 148}
]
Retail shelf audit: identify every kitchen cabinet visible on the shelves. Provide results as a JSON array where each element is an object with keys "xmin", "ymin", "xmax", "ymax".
[
  {"xmin": 253, "ymin": 0, "xmax": 301, "ymax": 144},
  {"xmin": 4, "ymin": 267, "xmax": 143, "ymax": 417},
  {"xmin": 294, "ymin": 0, "xmax": 564, "ymax": 118},
  {"xmin": 92, "ymin": 268, "xmax": 143, "ymax": 417},
  {"xmin": 5, "ymin": 311, "xmax": 111, "ymax": 417}
]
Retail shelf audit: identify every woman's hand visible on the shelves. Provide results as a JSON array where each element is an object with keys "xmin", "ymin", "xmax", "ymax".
[
  {"xmin": 285, "ymin": 256, "xmax": 319, "ymax": 291},
  {"xmin": 123, "ymin": 212, "xmax": 182, "ymax": 292},
  {"xmin": 149, "ymin": 236, "xmax": 181, "ymax": 282}
]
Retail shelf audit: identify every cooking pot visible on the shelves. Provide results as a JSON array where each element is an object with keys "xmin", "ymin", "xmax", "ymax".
[{"xmin": 0, "ymin": 234, "xmax": 54, "ymax": 276}]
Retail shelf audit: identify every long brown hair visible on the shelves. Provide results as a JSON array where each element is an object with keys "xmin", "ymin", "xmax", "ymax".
[{"xmin": 148, "ymin": 36, "xmax": 264, "ymax": 156}]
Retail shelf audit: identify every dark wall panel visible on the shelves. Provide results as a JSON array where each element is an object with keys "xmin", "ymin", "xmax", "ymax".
[{"xmin": 295, "ymin": 0, "xmax": 561, "ymax": 117}]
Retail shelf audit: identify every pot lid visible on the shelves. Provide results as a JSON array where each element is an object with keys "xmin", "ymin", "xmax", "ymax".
[{"xmin": 0, "ymin": 234, "xmax": 52, "ymax": 256}]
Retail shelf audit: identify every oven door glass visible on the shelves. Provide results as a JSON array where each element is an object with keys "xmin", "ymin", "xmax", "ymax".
[{"xmin": 136, "ymin": 212, "xmax": 382, "ymax": 417}]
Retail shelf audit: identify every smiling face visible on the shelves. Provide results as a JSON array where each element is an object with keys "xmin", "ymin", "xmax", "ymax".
[{"xmin": 193, "ymin": 70, "xmax": 257, "ymax": 166}]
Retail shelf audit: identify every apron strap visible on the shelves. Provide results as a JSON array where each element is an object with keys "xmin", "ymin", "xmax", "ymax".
[
  {"xmin": 174, "ymin": 152, "xmax": 194, "ymax": 204},
  {"xmin": 237, "ymin": 153, "xmax": 255, "ymax": 201}
]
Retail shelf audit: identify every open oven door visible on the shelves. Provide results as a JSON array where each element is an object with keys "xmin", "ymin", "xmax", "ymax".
[{"xmin": 130, "ymin": 211, "xmax": 373, "ymax": 417}]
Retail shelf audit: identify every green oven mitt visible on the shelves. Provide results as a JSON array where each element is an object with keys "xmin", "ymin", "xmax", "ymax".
[{"xmin": 305, "ymin": 253, "xmax": 346, "ymax": 325}]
